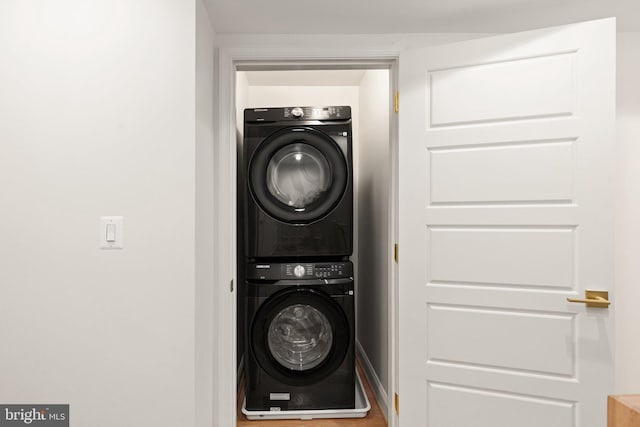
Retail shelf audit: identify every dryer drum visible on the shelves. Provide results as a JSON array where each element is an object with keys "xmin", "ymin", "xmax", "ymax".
[
  {"xmin": 266, "ymin": 143, "xmax": 332, "ymax": 209},
  {"xmin": 248, "ymin": 127, "xmax": 348, "ymax": 224}
]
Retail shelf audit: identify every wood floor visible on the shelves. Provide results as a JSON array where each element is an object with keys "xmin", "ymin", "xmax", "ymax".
[{"xmin": 237, "ymin": 362, "xmax": 388, "ymax": 427}]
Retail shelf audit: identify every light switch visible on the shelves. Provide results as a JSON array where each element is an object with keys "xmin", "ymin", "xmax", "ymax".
[
  {"xmin": 105, "ymin": 224, "xmax": 117, "ymax": 242},
  {"xmin": 100, "ymin": 216, "xmax": 123, "ymax": 249}
]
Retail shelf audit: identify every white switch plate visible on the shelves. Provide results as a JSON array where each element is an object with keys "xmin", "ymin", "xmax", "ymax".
[{"xmin": 100, "ymin": 216, "xmax": 123, "ymax": 249}]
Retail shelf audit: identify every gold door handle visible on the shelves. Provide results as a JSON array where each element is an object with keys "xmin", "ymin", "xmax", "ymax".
[{"xmin": 566, "ymin": 290, "xmax": 611, "ymax": 308}]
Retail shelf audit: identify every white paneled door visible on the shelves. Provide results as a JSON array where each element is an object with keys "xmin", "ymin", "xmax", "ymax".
[{"xmin": 398, "ymin": 18, "xmax": 615, "ymax": 427}]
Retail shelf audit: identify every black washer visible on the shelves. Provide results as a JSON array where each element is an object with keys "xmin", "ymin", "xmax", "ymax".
[{"xmin": 244, "ymin": 261, "xmax": 355, "ymax": 411}]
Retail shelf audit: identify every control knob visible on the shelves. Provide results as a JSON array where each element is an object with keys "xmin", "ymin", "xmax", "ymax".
[
  {"xmin": 293, "ymin": 265, "xmax": 306, "ymax": 278},
  {"xmin": 291, "ymin": 107, "xmax": 304, "ymax": 118}
]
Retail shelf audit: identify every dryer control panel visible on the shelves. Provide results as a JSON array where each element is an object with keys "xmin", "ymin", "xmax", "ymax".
[
  {"xmin": 247, "ymin": 261, "xmax": 353, "ymax": 280},
  {"xmin": 244, "ymin": 106, "xmax": 351, "ymax": 122}
]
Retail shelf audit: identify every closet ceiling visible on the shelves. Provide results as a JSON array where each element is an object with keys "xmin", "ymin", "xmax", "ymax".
[{"xmin": 206, "ymin": 0, "xmax": 639, "ymax": 34}]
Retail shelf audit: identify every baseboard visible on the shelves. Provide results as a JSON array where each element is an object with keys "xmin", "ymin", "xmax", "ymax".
[{"xmin": 356, "ymin": 340, "xmax": 389, "ymax": 421}]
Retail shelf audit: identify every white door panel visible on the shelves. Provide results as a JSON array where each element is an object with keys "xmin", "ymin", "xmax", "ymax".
[
  {"xmin": 399, "ymin": 18, "xmax": 615, "ymax": 427},
  {"xmin": 429, "ymin": 52, "xmax": 576, "ymax": 126},
  {"xmin": 427, "ymin": 304, "xmax": 575, "ymax": 376},
  {"xmin": 429, "ymin": 141, "xmax": 575, "ymax": 204},
  {"xmin": 429, "ymin": 226, "xmax": 576, "ymax": 288},
  {"xmin": 428, "ymin": 382, "xmax": 575, "ymax": 427}
]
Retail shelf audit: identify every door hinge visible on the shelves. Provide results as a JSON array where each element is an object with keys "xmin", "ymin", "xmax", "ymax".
[
  {"xmin": 395, "ymin": 392, "xmax": 399, "ymax": 415},
  {"xmin": 394, "ymin": 243, "xmax": 399, "ymax": 263},
  {"xmin": 230, "ymin": 279, "xmax": 234, "ymax": 292},
  {"xmin": 394, "ymin": 91, "xmax": 399, "ymax": 113}
]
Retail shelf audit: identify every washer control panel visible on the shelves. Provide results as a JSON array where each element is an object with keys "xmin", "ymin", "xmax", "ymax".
[
  {"xmin": 248, "ymin": 261, "xmax": 353, "ymax": 280},
  {"xmin": 311, "ymin": 263, "xmax": 346, "ymax": 278},
  {"xmin": 283, "ymin": 106, "xmax": 349, "ymax": 120}
]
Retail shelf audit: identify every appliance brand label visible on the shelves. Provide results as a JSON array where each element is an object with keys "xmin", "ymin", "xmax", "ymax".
[{"xmin": 255, "ymin": 265, "xmax": 271, "ymax": 269}]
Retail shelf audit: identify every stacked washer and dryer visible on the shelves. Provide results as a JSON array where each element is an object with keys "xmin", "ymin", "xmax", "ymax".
[{"xmin": 241, "ymin": 106, "xmax": 357, "ymax": 416}]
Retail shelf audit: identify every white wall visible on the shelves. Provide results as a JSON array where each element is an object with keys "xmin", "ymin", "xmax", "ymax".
[
  {"xmin": 236, "ymin": 72, "xmax": 250, "ymax": 136},
  {"xmin": 0, "ymin": 2, "xmax": 199, "ymax": 426},
  {"xmin": 356, "ymin": 69, "xmax": 391, "ymax": 407},
  {"xmin": 195, "ymin": 0, "xmax": 215, "ymax": 426},
  {"xmin": 615, "ymin": 32, "xmax": 640, "ymax": 394}
]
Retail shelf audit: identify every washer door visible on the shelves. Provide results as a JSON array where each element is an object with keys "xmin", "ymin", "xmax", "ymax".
[
  {"xmin": 248, "ymin": 127, "xmax": 348, "ymax": 224},
  {"xmin": 251, "ymin": 287, "xmax": 350, "ymax": 386}
]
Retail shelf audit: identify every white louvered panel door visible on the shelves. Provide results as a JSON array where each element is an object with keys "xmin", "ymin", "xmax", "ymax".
[{"xmin": 398, "ymin": 18, "xmax": 615, "ymax": 427}]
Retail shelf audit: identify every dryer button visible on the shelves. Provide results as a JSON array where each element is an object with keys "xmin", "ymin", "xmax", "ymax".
[
  {"xmin": 291, "ymin": 107, "xmax": 304, "ymax": 118},
  {"xmin": 294, "ymin": 265, "xmax": 306, "ymax": 278}
]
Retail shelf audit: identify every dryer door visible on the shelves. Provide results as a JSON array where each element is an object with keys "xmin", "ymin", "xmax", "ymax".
[
  {"xmin": 251, "ymin": 287, "xmax": 350, "ymax": 386},
  {"xmin": 248, "ymin": 127, "xmax": 348, "ymax": 224}
]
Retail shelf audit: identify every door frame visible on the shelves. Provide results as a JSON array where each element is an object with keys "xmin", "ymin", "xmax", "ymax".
[{"xmin": 213, "ymin": 41, "xmax": 402, "ymax": 427}]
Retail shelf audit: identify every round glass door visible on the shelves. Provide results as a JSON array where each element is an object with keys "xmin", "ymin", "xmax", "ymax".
[
  {"xmin": 266, "ymin": 144, "xmax": 332, "ymax": 210},
  {"xmin": 251, "ymin": 287, "xmax": 350, "ymax": 385},
  {"xmin": 249, "ymin": 127, "xmax": 348, "ymax": 224},
  {"xmin": 267, "ymin": 304, "xmax": 333, "ymax": 371}
]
